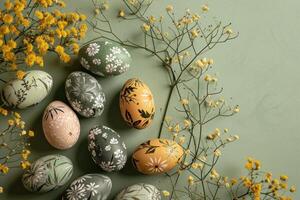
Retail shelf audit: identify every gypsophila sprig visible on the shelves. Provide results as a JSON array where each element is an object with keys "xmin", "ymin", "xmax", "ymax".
[
  {"xmin": 89, "ymin": 1, "xmax": 296, "ymax": 199},
  {"xmin": 0, "ymin": 108, "xmax": 32, "ymax": 192}
]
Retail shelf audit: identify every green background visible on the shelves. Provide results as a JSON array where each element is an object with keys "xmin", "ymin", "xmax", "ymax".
[{"xmin": 1, "ymin": 0, "xmax": 300, "ymax": 199}]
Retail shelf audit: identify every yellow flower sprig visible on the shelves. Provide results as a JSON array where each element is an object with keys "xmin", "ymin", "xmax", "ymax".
[
  {"xmin": 0, "ymin": 109, "xmax": 33, "ymax": 191},
  {"xmin": 0, "ymin": 0, "xmax": 87, "ymax": 76}
]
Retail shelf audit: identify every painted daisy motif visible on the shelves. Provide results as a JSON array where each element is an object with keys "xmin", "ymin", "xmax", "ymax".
[
  {"xmin": 86, "ymin": 43, "xmax": 100, "ymax": 56},
  {"xmin": 146, "ymin": 157, "xmax": 168, "ymax": 173},
  {"xmin": 93, "ymin": 95, "xmax": 105, "ymax": 108},
  {"xmin": 66, "ymin": 183, "xmax": 86, "ymax": 200},
  {"xmin": 106, "ymin": 63, "xmax": 118, "ymax": 73},
  {"xmin": 105, "ymin": 54, "xmax": 115, "ymax": 62},
  {"xmin": 92, "ymin": 58, "xmax": 101, "ymax": 65},
  {"xmin": 110, "ymin": 46, "xmax": 122, "ymax": 54},
  {"xmin": 114, "ymin": 149, "xmax": 123, "ymax": 158},
  {"xmin": 86, "ymin": 182, "xmax": 100, "ymax": 196},
  {"xmin": 100, "ymin": 161, "xmax": 115, "ymax": 172},
  {"xmin": 105, "ymin": 145, "xmax": 111, "ymax": 151},
  {"xmin": 62, "ymin": 174, "xmax": 112, "ymax": 200},
  {"xmin": 102, "ymin": 132, "xmax": 108, "ymax": 138},
  {"xmin": 110, "ymin": 137, "xmax": 118, "ymax": 144},
  {"xmin": 119, "ymin": 64, "xmax": 130, "ymax": 73},
  {"xmin": 116, "ymin": 155, "xmax": 127, "ymax": 170}
]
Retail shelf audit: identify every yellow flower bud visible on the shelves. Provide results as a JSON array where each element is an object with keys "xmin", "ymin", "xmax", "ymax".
[
  {"xmin": 202, "ymin": 4, "xmax": 209, "ymax": 12},
  {"xmin": 118, "ymin": 10, "xmax": 125, "ymax": 17},
  {"xmin": 166, "ymin": 5, "xmax": 173, "ymax": 12},
  {"xmin": 162, "ymin": 190, "xmax": 170, "ymax": 197}
]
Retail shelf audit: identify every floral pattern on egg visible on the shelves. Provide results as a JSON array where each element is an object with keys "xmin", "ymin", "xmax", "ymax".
[
  {"xmin": 132, "ymin": 138, "xmax": 184, "ymax": 175},
  {"xmin": 119, "ymin": 78, "xmax": 155, "ymax": 129},
  {"xmin": 115, "ymin": 183, "xmax": 161, "ymax": 200},
  {"xmin": 88, "ymin": 126, "xmax": 127, "ymax": 172},
  {"xmin": 61, "ymin": 174, "xmax": 112, "ymax": 200},
  {"xmin": 22, "ymin": 154, "xmax": 73, "ymax": 193},
  {"xmin": 65, "ymin": 71, "xmax": 106, "ymax": 118},
  {"xmin": 1, "ymin": 70, "xmax": 53, "ymax": 109},
  {"xmin": 79, "ymin": 41, "xmax": 131, "ymax": 76},
  {"xmin": 42, "ymin": 101, "xmax": 80, "ymax": 149}
]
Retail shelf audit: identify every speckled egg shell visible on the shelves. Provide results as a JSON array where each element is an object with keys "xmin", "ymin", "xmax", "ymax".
[
  {"xmin": 65, "ymin": 71, "xmax": 106, "ymax": 118},
  {"xmin": 42, "ymin": 101, "xmax": 80, "ymax": 149},
  {"xmin": 88, "ymin": 126, "xmax": 127, "ymax": 172},
  {"xmin": 115, "ymin": 183, "xmax": 161, "ymax": 200},
  {"xmin": 119, "ymin": 78, "xmax": 155, "ymax": 129},
  {"xmin": 132, "ymin": 138, "xmax": 184, "ymax": 175},
  {"xmin": 79, "ymin": 41, "xmax": 131, "ymax": 76},
  {"xmin": 61, "ymin": 174, "xmax": 112, "ymax": 200},
  {"xmin": 1, "ymin": 70, "xmax": 53, "ymax": 109},
  {"xmin": 22, "ymin": 154, "xmax": 73, "ymax": 193}
]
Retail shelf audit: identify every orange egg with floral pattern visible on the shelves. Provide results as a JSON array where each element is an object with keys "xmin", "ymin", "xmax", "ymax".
[
  {"xmin": 119, "ymin": 78, "xmax": 155, "ymax": 129},
  {"xmin": 132, "ymin": 138, "xmax": 184, "ymax": 175}
]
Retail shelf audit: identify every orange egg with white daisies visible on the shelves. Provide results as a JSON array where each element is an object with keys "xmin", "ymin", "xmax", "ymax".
[
  {"xmin": 132, "ymin": 138, "xmax": 184, "ymax": 175},
  {"xmin": 119, "ymin": 78, "xmax": 155, "ymax": 129}
]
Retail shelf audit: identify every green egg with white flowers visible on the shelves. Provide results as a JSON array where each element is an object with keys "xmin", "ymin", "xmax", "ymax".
[{"xmin": 79, "ymin": 41, "xmax": 132, "ymax": 77}]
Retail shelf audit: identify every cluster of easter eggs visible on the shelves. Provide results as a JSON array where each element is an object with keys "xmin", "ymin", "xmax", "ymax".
[{"xmin": 0, "ymin": 40, "xmax": 184, "ymax": 199}]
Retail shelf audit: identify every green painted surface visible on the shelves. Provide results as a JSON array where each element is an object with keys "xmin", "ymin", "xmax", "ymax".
[{"xmin": 1, "ymin": 0, "xmax": 300, "ymax": 199}]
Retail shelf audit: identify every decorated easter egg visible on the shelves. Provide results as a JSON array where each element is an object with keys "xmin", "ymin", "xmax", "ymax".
[
  {"xmin": 1, "ymin": 70, "xmax": 53, "ymax": 109},
  {"xmin": 65, "ymin": 71, "xmax": 105, "ymax": 118},
  {"xmin": 79, "ymin": 41, "xmax": 131, "ymax": 76},
  {"xmin": 22, "ymin": 154, "xmax": 73, "ymax": 193},
  {"xmin": 62, "ymin": 174, "xmax": 112, "ymax": 200},
  {"xmin": 115, "ymin": 183, "xmax": 161, "ymax": 200},
  {"xmin": 88, "ymin": 126, "xmax": 127, "ymax": 172},
  {"xmin": 132, "ymin": 138, "xmax": 184, "ymax": 175},
  {"xmin": 119, "ymin": 78, "xmax": 155, "ymax": 129},
  {"xmin": 42, "ymin": 100, "xmax": 80, "ymax": 149}
]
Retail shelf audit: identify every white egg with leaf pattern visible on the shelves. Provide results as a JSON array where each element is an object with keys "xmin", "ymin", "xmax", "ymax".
[{"xmin": 1, "ymin": 70, "xmax": 53, "ymax": 109}]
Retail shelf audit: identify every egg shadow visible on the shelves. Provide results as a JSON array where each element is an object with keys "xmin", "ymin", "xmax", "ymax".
[
  {"xmin": 6, "ymin": 173, "xmax": 28, "ymax": 196},
  {"xmin": 6, "ymin": 173, "xmax": 65, "ymax": 199},
  {"xmin": 30, "ymin": 110, "xmax": 54, "ymax": 153},
  {"xmin": 75, "ymin": 137, "xmax": 99, "ymax": 173},
  {"xmin": 106, "ymin": 92, "xmax": 131, "ymax": 132},
  {"xmin": 119, "ymin": 154, "xmax": 140, "ymax": 176}
]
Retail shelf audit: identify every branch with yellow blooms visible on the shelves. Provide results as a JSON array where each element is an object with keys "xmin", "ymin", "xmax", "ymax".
[
  {"xmin": 0, "ymin": 107, "xmax": 33, "ymax": 193},
  {"xmin": 0, "ymin": 0, "xmax": 87, "ymax": 80},
  {"xmin": 88, "ymin": 0, "xmax": 296, "ymax": 199},
  {"xmin": 0, "ymin": 0, "xmax": 88, "ymax": 193}
]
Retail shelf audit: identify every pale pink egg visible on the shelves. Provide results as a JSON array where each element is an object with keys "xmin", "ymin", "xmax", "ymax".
[{"xmin": 42, "ymin": 100, "xmax": 80, "ymax": 149}]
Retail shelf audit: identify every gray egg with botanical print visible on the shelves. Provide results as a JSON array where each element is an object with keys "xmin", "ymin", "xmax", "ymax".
[
  {"xmin": 79, "ymin": 41, "xmax": 131, "ymax": 76},
  {"xmin": 88, "ymin": 126, "xmax": 127, "ymax": 172},
  {"xmin": 115, "ymin": 183, "xmax": 161, "ymax": 200},
  {"xmin": 61, "ymin": 174, "xmax": 112, "ymax": 200},
  {"xmin": 65, "ymin": 71, "xmax": 105, "ymax": 118},
  {"xmin": 1, "ymin": 70, "xmax": 53, "ymax": 109},
  {"xmin": 22, "ymin": 154, "xmax": 73, "ymax": 193}
]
